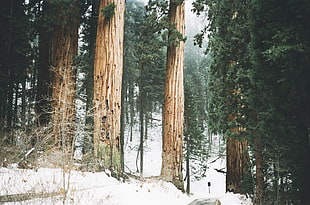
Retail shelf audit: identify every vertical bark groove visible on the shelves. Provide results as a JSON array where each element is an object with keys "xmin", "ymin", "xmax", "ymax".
[
  {"xmin": 161, "ymin": 0, "xmax": 185, "ymax": 191},
  {"xmin": 93, "ymin": 0, "xmax": 125, "ymax": 173},
  {"xmin": 47, "ymin": 1, "xmax": 79, "ymax": 150}
]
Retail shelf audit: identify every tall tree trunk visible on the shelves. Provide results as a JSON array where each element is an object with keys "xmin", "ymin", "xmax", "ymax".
[
  {"xmin": 48, "ymin": 1, "xmax": 79, "ymax": 149},
  {"xmin": 35, "ymin": 1, "xmax": 51, "ymax": 126},
  {"xmin": 84, "ymin": 0, "xmax": 99, "ymax": 155},
  {"xmin": 93, "ymin": 0, "xmax": 125, "ymax": 174},
  {"xmin": 139, "ymin": 67, "xmax": 144, "ymax": 176},
  {"xmin": 226, "ymin": 137, "xmax": 250, "ymax": 194},
  {"xmin": 185, "ymin": 139, "xmax": 190, "ymax": 194},
  {"xmin": 161, "ymin": 0, "xmax": 185, "ymax": 191},
  {"xmin": 254, "ymin": 137, "xmax": 264, "ymax": 205}
]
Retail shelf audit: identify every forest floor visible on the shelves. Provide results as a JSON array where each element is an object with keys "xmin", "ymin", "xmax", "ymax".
[
  {"xmin": 0, "ymin": 164, "xmax": 252, "ymax": 205},
  {"xmin": 0, "ymin": 115, "xmax": 252, "ymax": 204}
]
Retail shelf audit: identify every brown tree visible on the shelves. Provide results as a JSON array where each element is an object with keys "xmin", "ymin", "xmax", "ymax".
[
  {"xmin": 254, "ymin": 136, "xmax": 264, "ymax": 205},
  {"xmin": 161, "ymin": 0, "xmax": 185, "ymax": 191},
  {"xmin": 35, "ymin": 1, "xmax": 52, "ymax": 126},
  {"xmin": 93, "ymin": 0, "xmax": 125, "ymax": 173},
  {"xmin": 226, "ymin": 137, "xmax": 250, "ymax": 193},
  {"xmin": 42, "ymin": 1, "xmax": 79, "ymax": 149}
]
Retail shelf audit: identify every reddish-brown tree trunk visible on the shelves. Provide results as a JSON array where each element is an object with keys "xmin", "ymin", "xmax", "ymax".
[
  {"xmin": 254, "ymin": 137, "xmax": 264, "ymax": 205},
  {"xmin": 226, "ymin": 137, "xmax": 250, "ymax": 193},
  {"xmin": 48, "ymin": 1, "xmax": 79, "ymax": 149},
  {"xmin": 93, "ymin": 0, "xmax": 125, "ymax": 173},
  {"xmin": 35, "ymin": 1, "xmax": 52, "ymax": 126},
  {"xmin": 161, "ymin": 0, "xmax": 185, "ymax": 191}
]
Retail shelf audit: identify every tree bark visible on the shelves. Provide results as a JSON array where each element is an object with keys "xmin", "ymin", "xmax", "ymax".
[
  {"xmin": 35, "ymin": 1, "xmax": 52, "ymax": 126},
  {"xmin": 93, "ymin": 0, "xmax": 125, "ymax": 173},
  {"xmin": 254, "ymin": 137, "xmax": 264, "ymax": 205},
  {"xmin": 161, "ymin": 0, "xmax": 185, "ymax": 191},
  {"xmin": 48, "ymin": 1, "xmax": 79, "ymax": 149},
  {"xmin": 226, "ymin": 137, "xmax": 250, "ymax": 194}
]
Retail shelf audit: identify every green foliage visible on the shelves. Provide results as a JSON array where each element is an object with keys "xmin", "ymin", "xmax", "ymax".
[
  {"xmin": 0, "ymin": 0, "xmax": 34, "ymax": 134},
  {"xmin": 195, "ymin": 0, "xmax": 310, "ymax": 203},
  {"xmin": 183, "ymin": 19, "xmax": 210, "ymax": 181},
  {"xmin": 249, "ymin": 0, "xmax": 310, "ymax": 203},
  {"xmin": 100, "ymin": 3, "xmax": 116, "ymax": 20},
  {"xmin": 123, "ymin": 0, "xmax": 166, "ymax": 135},
  {"xmin": 145, "ymin": 1, "xmax": 186, "ymax": 47}
]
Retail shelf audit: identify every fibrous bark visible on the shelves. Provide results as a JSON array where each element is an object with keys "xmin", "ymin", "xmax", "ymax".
[
  {"xmin": 48, "ymin": 1, "xmax": 79, "ymax": 149},
  {"xmin": 93, "ymin": 0, "xmax": 125, "ymax": 173},
  {"xmin": 161, "ymin": 0, "xmax": 185, "ymax": 191}
]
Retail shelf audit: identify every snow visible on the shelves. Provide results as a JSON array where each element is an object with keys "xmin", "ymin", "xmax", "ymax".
[
  {"xmin": 0, "ymin": 166, "xmax": 251, "ymax": 205},
  {"xmin": 0, "ymin": 114, "xmax": 252, "ymax": 205}
]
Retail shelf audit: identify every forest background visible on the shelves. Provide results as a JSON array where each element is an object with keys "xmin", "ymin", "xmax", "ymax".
[{"xmin": 0, "ymin": 0, "xmax": 309, "ymax": 205}]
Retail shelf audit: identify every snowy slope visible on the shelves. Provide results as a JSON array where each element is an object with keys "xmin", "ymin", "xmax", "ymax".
[
  {"xmin": 0, "ymin": 112, "xmax": 252, "ymax": 204},
  {"xmin": 0, "ymin": 166, "xmax": 251, "ymax": 205}
]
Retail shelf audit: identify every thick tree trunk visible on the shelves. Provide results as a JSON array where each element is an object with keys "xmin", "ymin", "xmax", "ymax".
[
  {"xmin": 48, "ymin": 1, "xmax": 79, "ymax": 149},
  {"xmin": 35, "ymin": 2, "xmax": 51, "ymax": 126},
  {"xmin": 93, "ymin": 0, "xmax": 125, "ymax": 173},
  {"xmin": 161, "ymin": 0, "xmax": 185, "ymax": 191},
  {"xmin": 226, "ymin": 137, "xmax": 250, "ymax": 194}
]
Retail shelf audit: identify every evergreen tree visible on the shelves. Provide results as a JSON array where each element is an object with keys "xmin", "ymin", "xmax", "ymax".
[
  {"xmin": 0, "ymin": 0, "xmax": 33, "ymax": 141},
  {"xmin": 202, "ymin": 0, "xmax": 253, "ymax": 194},
  {"xmin": 161, "ymin": 0, "xmax": 186, "ymax": 191},
  {"xmin": 93, "ymin": 0, "xmax": 125, "ymax": 175},
  {"xmin": 123, "ymin": 0, "xmax": 166, "ymax": 174},
  {"xmin": 250, "ymin": 0, "xmax": 310, "ymax": 204},
  {"xmin": 183, "ymin": 16, "xmax": 209, "ymax": 194}
]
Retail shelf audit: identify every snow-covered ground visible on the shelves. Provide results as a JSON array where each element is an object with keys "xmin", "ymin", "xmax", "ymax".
[
  {"xmin": 0, "ymin": 114, "xmax": 252, "ymax": 204},
  {"xmin": 0, "ymin": 164, "xmax": 251, "ymax": 205}
]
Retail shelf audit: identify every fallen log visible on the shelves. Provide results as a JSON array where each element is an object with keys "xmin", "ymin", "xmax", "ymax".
[{"xmin": 0, "ymin": 191, "xmax": 64, "ymax": 203}]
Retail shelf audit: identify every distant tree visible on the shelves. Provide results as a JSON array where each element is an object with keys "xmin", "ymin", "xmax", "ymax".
[
  {"xmin": 183, "ymin": 21, "xmax": 209, "ymax": 194},
  {"xmin": 93, "ymin": 0, "xmax": 125, "ymax": 174},
  {"xmin": 0, "ymin": 0, "xmax": 32, "ymax": 141},
  {"xmin": 77, "ymin": 0, "xmax": 99, "ymax": 156}
]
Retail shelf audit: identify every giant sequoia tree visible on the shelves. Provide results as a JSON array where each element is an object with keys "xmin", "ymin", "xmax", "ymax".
[
  {"xmin": 40, "ymin": 1, "xmax": 79, "ymax": 149},
  {"xmin": 194, "ymin": 0, "xmax": 310, "ymax": 204},
  {"xmin": 161, "ymin": 0, "xmax": 185, "ymax": 191},
  {"xmin": 203, "ymin": 1, "xmax": 252, "ymax": 194},
  {"xmin": 93, "ymin": 0, "xmax": 125, "ymax": 173}
]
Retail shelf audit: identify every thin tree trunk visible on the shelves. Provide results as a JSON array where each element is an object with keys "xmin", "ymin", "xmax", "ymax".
[
  {"xmin": 139, "ymin": 109, "xmax": 144, "ymax": 176},
  {"xmin": 161, "ymin": 0, "xmax": 185, "ymax": 191},
  {"xmin": 129, "ymin": 83, "xmax": 134, "ymax": 142},
  {"xmin": 93, "ymin": 0, "xmax": 125, "ymax": 174},
  {"xmin": 120, "ymin": 71, "xmax": 125, "ymax": 171},
  {"xmin": 186, "ymin": 140, "xmax": 190, "ymax": 194},
  {"xmin": 254, "ymin": 137, "xmax": 264, "ymax": 205},
  {"xmin": 139, "ymin": 67, "xmax": 144, "ymax": 176},
  {"xmin": 84, "ymin": 1, "xmax": 98, "ymax": 155}
]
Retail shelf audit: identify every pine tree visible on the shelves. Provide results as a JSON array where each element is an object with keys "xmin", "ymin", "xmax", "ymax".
[
  {"xmin": 183, "ymin": 17, "xmax": 209, "ymax": 193},
  {"xmin": 0, "ymin": 0, "xmax": 32, "ymax": 141}
]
